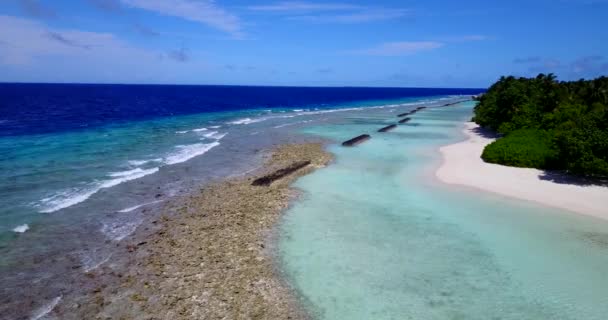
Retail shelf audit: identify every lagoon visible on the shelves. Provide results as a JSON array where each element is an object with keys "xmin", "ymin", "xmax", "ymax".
[{"xmin": 280, "ymin": 102, "xmax": 608, "ymax": 320}]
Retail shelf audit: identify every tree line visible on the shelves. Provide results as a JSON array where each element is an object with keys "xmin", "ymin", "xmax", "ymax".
[{"xmin": 473, "ymin": 74, "xmax": 608, "ymax": 177}]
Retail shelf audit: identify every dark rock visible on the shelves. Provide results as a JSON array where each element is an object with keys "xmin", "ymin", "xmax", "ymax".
[
  {"xmin": 398, "ymin": 117, "xmax": 412, "ymax": 124},
  {"xmin": 378, "ymin": 124, "xmax": 397, "ymax": 132},
  {"xmin": 341, "ymin": 134, "xmax": 371, "ymax": 147},
  {"xmin": 251, "ymin": 161, "xmax": 311, "ymax": 186}
]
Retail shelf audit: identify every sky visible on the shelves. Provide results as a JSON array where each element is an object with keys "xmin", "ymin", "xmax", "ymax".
[{"xmin": 0, "ymin": 0, "xmax": 607, "ymax": 87}]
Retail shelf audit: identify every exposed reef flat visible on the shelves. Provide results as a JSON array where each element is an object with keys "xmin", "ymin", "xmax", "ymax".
[{"xmin": 58, "ymin": 143, "xmax": 332, "ymax": 320}]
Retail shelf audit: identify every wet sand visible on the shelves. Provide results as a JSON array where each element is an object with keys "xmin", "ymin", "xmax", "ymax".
[{"xmin": 52, "ymin": 143, "xmax": 332, "ymax": 320}]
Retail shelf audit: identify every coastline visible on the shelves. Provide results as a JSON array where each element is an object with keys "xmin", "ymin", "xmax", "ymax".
[
  {"xmin": 57, "ymin": 142, "xmax": 332, "ymax": 319},
  {"xmin": 436, "ymin": 122, "xmax": 608, "ymax": 220}
]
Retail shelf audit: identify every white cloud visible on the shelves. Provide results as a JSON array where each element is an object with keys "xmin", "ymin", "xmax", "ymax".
[
  {"xmin": 249, "ymin": 1, "xmax": 408, "ymax": 24},
  {"xmin": 350, "ymin": 41, "xmax": 444, "ymax": 56},
  {"xmin": 455, "ymin": 35, "xmax": 489, "ymax": 41},
  {"xmin": 0, "ymin": 15, "xmax": 132, "ymax": 65},
  {"xmin": 0, "ymin": 14, "xmax": 201, "ymax": 83},
  {"xmin": 120, "ymin": 0, "xmax": 242, "ymax": 37},
  {"xmin": 288, "ymin": 8, "xmax": 410, "ymax": 23},
  {"xmin": 247, "ymin": 1, "xmax": 361, "ymax": 12}
]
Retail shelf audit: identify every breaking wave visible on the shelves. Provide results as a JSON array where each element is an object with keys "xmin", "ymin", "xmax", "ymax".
[{"xmin": 37, "ymin": 167, "xmax": 159, "ymax": 213}]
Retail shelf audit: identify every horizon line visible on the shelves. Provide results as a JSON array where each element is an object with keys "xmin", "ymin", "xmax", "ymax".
[{"xmin": 0, "ymin": 81, "xmax": 487, "ymax": 90}]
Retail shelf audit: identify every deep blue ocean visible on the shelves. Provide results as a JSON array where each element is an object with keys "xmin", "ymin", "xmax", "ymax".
[
  {"xmin": 0, "ymin": 84, "xmax": 480, "ymax": 136},
  {"xmin": 0, "ymin": 83, "xmax": 480, "ymax": 237},
  {"xmin": 0, "ymin": 83, "xmax": 481, "ymax": 319}
]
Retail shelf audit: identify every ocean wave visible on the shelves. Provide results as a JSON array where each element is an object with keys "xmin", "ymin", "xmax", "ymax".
[
  {"xmin": 30, "ymin": 296, "xmax": 62, "ymax": 320},
  {"xmin": 273, "ymin": 120, "xmax": 313, "ymax": 129},
  {"xmin": 176, "ymin": 127, "xmax": 208, "ymax": 134},
  {"xmin": 209, "ymin": 125, "xmax": 221, "ymax": 129},
  {"xmin": 12, "ymin": 224, "xmax": 29, "ymax": 233},
  {"xmin": 227, "ymin": 101, "xmax": 433, "ymax": 126},
  {"xmin": 118, "ymin": 200, "xmax": 163, "ymax": 213},
  {"xmin": 38, "ymin": 167, "xmax": 159, "ymax": 213},
  {"xmin": 228, "ymin": 117, "xmax": 268, "ymax": 125},
  {"xmin": 109, "ymin": 168, "xmax": 153, "ymax": 177},
  {"xmin": 202, "ymin": 131, "xmax": 228, "ymax": 140},
  {"xmin": 128, "ymin": 158, "xmax": 162, "ymax": 166},
  {"xmin": 163, "ymin": 141, "xmax": 220, "ymax": 165}
]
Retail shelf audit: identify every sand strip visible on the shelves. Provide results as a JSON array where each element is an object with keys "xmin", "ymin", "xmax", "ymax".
[{"xmin": 436, "ymin": 122, "xmax": 608, "ymax": 220}]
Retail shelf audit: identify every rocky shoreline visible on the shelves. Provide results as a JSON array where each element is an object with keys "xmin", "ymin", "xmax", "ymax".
[{"xmin": 56, "ymin": 143, "xmax": 332, "ymax": 320}]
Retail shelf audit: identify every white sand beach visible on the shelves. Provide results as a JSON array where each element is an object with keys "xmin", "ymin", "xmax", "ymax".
[{"xmin": 436, "ymin": 122, "xmax": 608, "ymax": 220}]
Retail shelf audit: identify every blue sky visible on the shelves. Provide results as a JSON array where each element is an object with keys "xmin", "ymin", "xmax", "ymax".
[{"xmin": 0, "ymin": 0, "xmax": 606, "ymax": 87}]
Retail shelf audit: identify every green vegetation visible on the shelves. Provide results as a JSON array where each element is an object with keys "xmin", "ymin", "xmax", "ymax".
[{"xmin": 473, "ymin": 74, "xmax": 608, "ymax": 177}]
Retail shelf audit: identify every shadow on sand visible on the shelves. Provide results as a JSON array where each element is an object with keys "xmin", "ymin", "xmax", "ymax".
[
  {"xmin": 539, "ymin": 171, "xmax": 608, "ymax": 187},
  {"xmin": 470, "ymin": 126, "xmax": 501, "ymax": 139},
  {"xmin": 470, "ymin": 125, "xmax": 608, "ymax": 188}
]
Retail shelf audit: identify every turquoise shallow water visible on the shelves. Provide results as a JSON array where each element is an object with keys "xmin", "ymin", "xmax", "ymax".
[
  {"xmin": 279, "ymin": 102, "xmax": 608, "ymax": 319},
  {"xmin": 3, "ymin": 95, "xmax": 476, "ymax": 319}
]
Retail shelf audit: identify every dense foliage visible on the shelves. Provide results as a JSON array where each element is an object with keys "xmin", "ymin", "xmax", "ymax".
[
  {"xmin": 473, "ymin": 74, "xmax": 608, "ymax": 177},
  {"xmin": 481, "ymin": 129, "xmax": 558, "ymax": 169}
]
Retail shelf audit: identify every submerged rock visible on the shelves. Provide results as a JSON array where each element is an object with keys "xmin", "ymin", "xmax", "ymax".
[
  {"xmin": 378, "ymin": 124, "xmax": 397, "ymax": 132},
  {"xmin": 342, "ymin": 134, "xmax": 371, "ymax": 146}
]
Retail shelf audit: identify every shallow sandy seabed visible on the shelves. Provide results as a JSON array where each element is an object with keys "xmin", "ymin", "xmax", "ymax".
[{"xmin": 436, "ymin": 122, "xmax": 608, "ymax": 220}]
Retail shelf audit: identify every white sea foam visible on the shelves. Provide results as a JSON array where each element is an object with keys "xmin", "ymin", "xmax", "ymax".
[
  {"xmin": 38, "ymin": 167, "xmax": 159, "ymax": 213},
  {"xmin": 229, "ymin": 101, "xmax": 433, "ymax": 127},
  {"xmin": 192, "ymin": 127, "xmax": 208, "ymax": 132},
  {"xmin": 163, "ymin": 141, "xmax": 220, "ymax": 165},
  {"xmin": 209, "ymin": 125, "xmax": 221, "ymax": 129},
  {"xmin": 273, "ymin": 120, "xmax": 313, "ymax": 129},
  {"xmin": 228, "ymin": 117, "xmax": 268, "ymax": 125},
  {"xmin": 12, "ymin": 224, "xmax": 29, "ymax": 233},
  {"xmin": 101, "ymin": 220, "xmax": 141, "ymax": 241},
  {"xmin": 175, "ymin": 130, "xmax": 189, "ymax": 134},
  {"xmin": 118, "ymin": 200, "xmax": 163, "ymax": 213},
  {"xmin": 109, "ymin": 168, "xmax": 151, "ymax": 177},
  {"xmin": 30, "ymin": 296, "xmax": 62, "ymax": 320},
  {"xmin": 82, "ymin": 253, "xmax": 112, "ymax": 272},
  {"xmin": 273, "ymin": 123, "xmax": 296, "ymax": 129},
  {"xmin": 128, "ymin": 158, "xmax": 162, "ymax": 166},
  {"xmin": 202, "ymin": 131, "xmax": 228, "ymax": 140}
]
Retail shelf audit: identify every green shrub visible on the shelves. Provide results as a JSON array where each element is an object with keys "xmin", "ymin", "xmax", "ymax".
[
  {"xmin": 474, "ymin": 74, "xmax": 608, "ymax": 177},
  {"xmin": 481, "ymin": 129, "xmax": 558, "ymax": 169}
]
